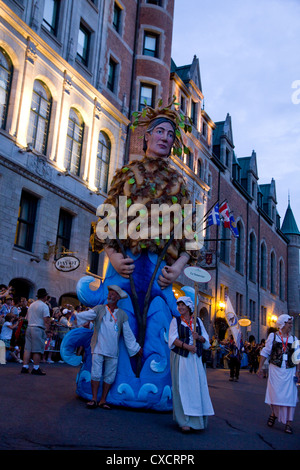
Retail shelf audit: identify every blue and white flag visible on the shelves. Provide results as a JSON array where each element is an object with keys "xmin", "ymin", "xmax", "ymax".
[
  {"xmin": 229, "ymin": 214, "xmax": 239, "ymax": 238},
  {"xmin": 207, "ymin": 203, "xmax": 220, "ymax": 226},
  {"xmin": 225, "ymin": 296, "xmax": 242, "ymax": 349}
]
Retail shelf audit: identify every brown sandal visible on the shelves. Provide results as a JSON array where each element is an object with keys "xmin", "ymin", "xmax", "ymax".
[
  {"xmin": 86, "ymin": 400, "xmax": 97, "ymax": 409},
  {"xmin": 267, "ymin": 414, "xmax": 276, "ymax": 427},
  {"xmin": 285, "ymin": 424, "xmax": 293, "ymax": 434}
]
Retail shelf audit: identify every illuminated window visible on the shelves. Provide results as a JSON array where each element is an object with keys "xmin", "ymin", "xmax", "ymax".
[
  {"xmin": 0, "ymin": 48, "xmax": 12, "ymax": 129},
  {"xmin": 64, "ymin": 108, "xmax": 84, "ymax": 176},
  {"xmin": 95, "ymin": 131, "xmax": 111, "ymax": 193},
  {"xmin": 27, "ymin": 80, "xmax": 52, "ymax": 154}
]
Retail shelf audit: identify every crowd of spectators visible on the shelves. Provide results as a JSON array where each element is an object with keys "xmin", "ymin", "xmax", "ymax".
[
  {"xmin": 0, "ymin": 283, "xmax": 269, "ymax": 375},
  {"xmin": 0, "ymin": 285, "xmax": 89, "ymax": 365}
]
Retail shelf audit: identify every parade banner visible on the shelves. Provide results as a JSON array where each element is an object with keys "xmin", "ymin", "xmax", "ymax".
[{"xmin": 224, "ymin": 296, "xmax": 242, "ymax": 348}]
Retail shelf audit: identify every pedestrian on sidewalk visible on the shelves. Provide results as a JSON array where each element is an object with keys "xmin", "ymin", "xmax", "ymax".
[{"xmin": 21, "ymin": 288, "xmax": 51, "ymax": 376}]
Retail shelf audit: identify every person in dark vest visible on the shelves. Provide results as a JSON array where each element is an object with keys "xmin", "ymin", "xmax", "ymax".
[
  {"xmin": 257, "ymin": 314, "xmax": 300, "ymax": 434},
  {"xmin": 168, "ymin": 296, "xmax": 214, "ymax": 432}
]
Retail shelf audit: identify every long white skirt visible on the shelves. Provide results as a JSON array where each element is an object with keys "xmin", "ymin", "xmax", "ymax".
[
  {"xmin": 170, "ymin": 351, "xmax": 214, "ymax": 429},
  {"xmin": 265, "ymin": 363, "xmax": 298, "ymax": 423}
]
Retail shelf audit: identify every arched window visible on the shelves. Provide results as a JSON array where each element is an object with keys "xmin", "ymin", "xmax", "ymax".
[
  {"xmin": 0, "ymin": 48, "xmax": 12, "ymax": 129},
  {"xmin": 235, "ymin": 221, "xmax": 243, "ymax": 273},
  {"xmin": 64, "ymin": 108, "xmax": 84, "ymax": 176},
  {"xmin": 27, "ymin": 80, "xmax": 52, "ymax": 154},
  {"xmin": 220, "ymin": 224, "xmax": 230, "ymax": 264},
  {"xmin": 270, "ymin": 251, "xmax": 276, "ymax": 294},
  {"xmin": 260, "ymin": 242, "xmax": 267, "ymax": 288},
  {"xmin": 95, "ymin": 131, "xmax": 111, "ymax": 193},
  {"xmin": 279, "ymin": 259, "xmax": 284, "ymax": 300},
  {"xmin": 249, "ymin": 232, "xmax": 256, "ymax": 282}
]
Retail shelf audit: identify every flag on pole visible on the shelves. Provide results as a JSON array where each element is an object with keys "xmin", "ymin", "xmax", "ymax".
[
  {"xmin": 229, "ymin": 214, "xmax": 239, "ymax": 238},
  {"xmin": 219, "ymin": 201, "xmax": 230, "ymax": 228},
  {"xmin": 207, "ymin": 203, "xmax": 220, "ymax": 226},
  {"xmin": 224, "ymin": 296, "xmax": 242, "ymax": 349}
]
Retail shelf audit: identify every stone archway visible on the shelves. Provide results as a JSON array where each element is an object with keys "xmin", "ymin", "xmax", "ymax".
[
  {"xmin": 59, "ymin": 292, "xmax": 79, "ymax": 307},
  {"xmin": 199, "ymin": 306, "xmax": 209, "ymax": 334},
  {"xmin": 9, "ymin": 277, "xmax": 35, "ymax": 300}
]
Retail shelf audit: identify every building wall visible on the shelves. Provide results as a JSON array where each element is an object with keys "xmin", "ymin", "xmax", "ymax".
[
  {"xmin": 206, "ymin": 151, "xmax": 289, "ymax": 341},
  {"xmin": 0, "ymin": 1, "xmax": 130, "ymax": 303}
]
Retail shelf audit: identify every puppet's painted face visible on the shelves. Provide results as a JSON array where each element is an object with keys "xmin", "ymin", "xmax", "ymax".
[{"xmin": 145, "ymin": 121, "xmax": 175, "ymax": 158}]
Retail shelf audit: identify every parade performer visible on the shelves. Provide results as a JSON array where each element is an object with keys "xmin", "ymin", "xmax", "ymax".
[
  {"xmin": 257, "ymin": 314, "xmax": 300, "ymax": 434},
  {"xmin": 74, "ymin": 286, "xmax": 142, "ymax": 409},
  {"xmin": 61, "ymin": 97, "xmax": 200, "ymax": 410},
  {"xmin": 168, "ymin": 296, "xmax": 214, "ymax": 432}
]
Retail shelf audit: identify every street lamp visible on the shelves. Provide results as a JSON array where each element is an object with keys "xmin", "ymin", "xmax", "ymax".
[{"xmin": 270, "ymin": 314, "xmax": 278, "ymax": 325}]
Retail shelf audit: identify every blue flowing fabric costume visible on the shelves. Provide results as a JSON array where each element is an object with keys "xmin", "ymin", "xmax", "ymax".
[{"xmin": 61, "ymin": 250, "xmax": 181, "ymax": 411}]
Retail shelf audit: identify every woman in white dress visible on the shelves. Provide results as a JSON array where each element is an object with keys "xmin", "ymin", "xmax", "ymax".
[
  {"xmin": 257, "ymin": 314, "xmax": 300, "ymax": 434},
  {"xmin": 168, "ymin": 296, "xmax": 214, "ymax": 432}
]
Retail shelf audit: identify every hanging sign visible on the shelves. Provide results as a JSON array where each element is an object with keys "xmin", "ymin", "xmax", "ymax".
[
  {"xmin": 54, "ymin": 255, "xmax": 80, "ymax": 272},
  {"xmin": 184, "ymin": 266, "xmax": 211, "ymax": 283}
]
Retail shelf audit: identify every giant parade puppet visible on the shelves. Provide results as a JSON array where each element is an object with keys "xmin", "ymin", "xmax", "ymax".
[{"xmin": 60, "ymin": 97, "xmax": 202, "ymax": 411}]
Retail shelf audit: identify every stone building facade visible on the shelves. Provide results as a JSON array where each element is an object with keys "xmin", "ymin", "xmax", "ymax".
[
  {"xmin": 0, "ymin": 0, "xmax": 176, "ymax": 305},
  {"xmin": 169, "ymin": 58, "xmax": 300, "ymax": 340},
  {"xmin": 0, "ymin": 1, "xmax": 298, "ymax": 341}
]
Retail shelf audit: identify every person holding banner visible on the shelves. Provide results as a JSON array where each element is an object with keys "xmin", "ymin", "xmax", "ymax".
[
  {"xmin": 257, "ymin": 314, "xmax": 300, "ymax": 434},
  {"xmin": 168, "ymin": 296, "xmax": 214, "ymax": 432},
  {"xmin": 227, "ymin": 335, "xmax": 242, "ymax": 382}
]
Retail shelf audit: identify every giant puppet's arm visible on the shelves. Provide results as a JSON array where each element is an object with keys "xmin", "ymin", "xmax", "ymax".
[{"xmin": 157, "ymin": 252, "xmax": 190, "ymax": 289}]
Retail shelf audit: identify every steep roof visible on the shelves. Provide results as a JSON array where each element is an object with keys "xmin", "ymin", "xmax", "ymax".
[
  {"xmin": 213, "ymin": 114, "xmax": 234, "ymax": 147},
  {"xmin": 171, "ymin": 55, "xmax": 202, "ymax": 92},
  {"xmin": 238, "ymin": 150, "xmax": 258, "ymax": 179},
  {"xmin": 259, "ymin": 178, "xmax": 277, "ymax": 203},
  {"xmin": 281, "ymin": 202, "xmax": 300, "ymax": 235}
]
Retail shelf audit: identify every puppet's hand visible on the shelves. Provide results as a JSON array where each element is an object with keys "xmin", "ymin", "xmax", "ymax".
[{"xmin": 107, "ymin": 249, "xmax": 135, "ymax": 278}]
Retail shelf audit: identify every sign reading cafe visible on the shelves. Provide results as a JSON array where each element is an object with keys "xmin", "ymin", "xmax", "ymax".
[{"xmin": 54, "ymin": 255, "xmax": 80, "ymax": 272}]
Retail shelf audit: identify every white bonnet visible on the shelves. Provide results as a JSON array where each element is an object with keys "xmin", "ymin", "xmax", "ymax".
[
  {"xmin": 276, "ymin": 314, "xmax": 292, "ymax": 330},
  {"xmin": 176, "ymin": 296, "xmax": 194, "ymax": 313}
]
